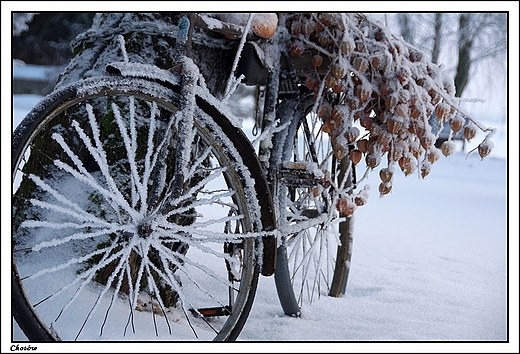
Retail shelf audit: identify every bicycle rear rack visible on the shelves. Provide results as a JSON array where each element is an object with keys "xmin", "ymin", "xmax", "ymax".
[{"xmin": 277, "ymin": 161, "xmax": 325, "ymax": 188}]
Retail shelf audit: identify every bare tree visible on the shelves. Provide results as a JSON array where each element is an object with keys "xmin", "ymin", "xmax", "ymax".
[
  {"xmin": 454, "ymin": 13, "xmax": 507, "ymax": 97},
  {"xmin": 396, "ymin": 13, "xmax": 507, "ymax": 98}
]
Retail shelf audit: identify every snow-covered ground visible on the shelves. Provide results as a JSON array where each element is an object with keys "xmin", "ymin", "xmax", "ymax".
[{"xmin": 6, "ymin": 89, "xmax": 517, "ymax": 353}]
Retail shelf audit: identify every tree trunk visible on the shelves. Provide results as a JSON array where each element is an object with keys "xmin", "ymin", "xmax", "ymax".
[
  {"xmin": 454, "ymin": 14, "xmax": 473, "ymax": 97},
  {"xmin": 431, "ymin": 13, "xmax": 443, "ymax": 64}
]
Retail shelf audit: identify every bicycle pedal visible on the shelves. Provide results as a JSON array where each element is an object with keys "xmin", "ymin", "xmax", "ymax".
[
  {"xmin": 278, "ymin": 161, "xmax": 324, "ymax": 187},
  {"xmin": 190, "ymin": 305, "xmax": 232, "ymax": 317}
]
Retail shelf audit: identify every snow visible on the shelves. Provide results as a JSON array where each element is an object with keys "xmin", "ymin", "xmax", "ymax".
[
  {"xmin": 7, "ymin": 68, "xmax": 516, "ymax": 353},
  {"xmin": 12, "ymin": 61, "xmax": 64, "ymax": 81}
]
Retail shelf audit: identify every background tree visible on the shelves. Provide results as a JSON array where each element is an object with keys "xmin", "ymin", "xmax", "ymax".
[
  {"xmin": 395, "ymin": 13, "xmax": 507, "ymax": 98},
  {"xmin": 391, "ymin": 13, "xmax": 507, "ymax": 148},
  {"xmin": 12, "ymin": 13, "xmax": 94, "ymax": 65}
]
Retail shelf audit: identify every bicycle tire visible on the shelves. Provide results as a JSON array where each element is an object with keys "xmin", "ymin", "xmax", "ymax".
[
  {"xmin": 271, "ymin": 94, "xmax": 354, "ymax": 315},
  {"xmin": 12, "ymin": 76, "xmax": 271, "ymax": 341}
]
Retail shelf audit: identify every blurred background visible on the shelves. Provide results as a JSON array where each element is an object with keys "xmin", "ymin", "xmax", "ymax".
[{"xmin": 11, "ymin": 12, "xmax": 508, "ymax": 159}]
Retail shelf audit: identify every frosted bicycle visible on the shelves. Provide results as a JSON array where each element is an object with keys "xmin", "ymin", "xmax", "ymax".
[
  {"xmin": 13, "ymin": 12, "xmax": 493, "ymax": 342},
  {"xmin": 12, "ymin": 13, "xmax": 354, "ymax": 341}
]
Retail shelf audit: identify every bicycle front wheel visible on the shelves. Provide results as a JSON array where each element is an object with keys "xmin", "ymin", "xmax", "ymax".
[
  {"xmin": 12, "ymin": 76, "xmax": 265, "ymax": 341},
  {"xmin": 271, "ymin": 94, "xmax": 355, "ymax": 315}
]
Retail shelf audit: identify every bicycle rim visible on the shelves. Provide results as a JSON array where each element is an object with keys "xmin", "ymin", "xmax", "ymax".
[
  {"xmin": 272, "ymin": 95, "xmax": 354, "ymax": 312},
  {"xmin": 12, "ymin": 77, "xmax": 261, "ymax": 341}
]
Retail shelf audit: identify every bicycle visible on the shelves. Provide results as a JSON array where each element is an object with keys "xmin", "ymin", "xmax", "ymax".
[{"xmin": 12, "ymin": 12, "xmax": 493, "ymax": 341}]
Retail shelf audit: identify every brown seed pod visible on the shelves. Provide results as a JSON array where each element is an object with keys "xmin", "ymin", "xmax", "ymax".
[
  {"xmin": 352, "ymin": 73, "xmax": 362, "ymax": 85},
  {"xmin": 435, "ymin": 102, "xmax": 450, "ymax": 121},
  {"xmin": 355, "ymin": 40, "xmax": 365, "ymax": 52},
  {"xmin": 289, "ymin": 40, "xmax": 305, "ymax": 56},
  {"xmin": 396, "ymin": 66, "xmax": 411, "ymax": 83},
  {"xmin": 374, "ymin": 28, "xmax": 384, "ymax": 42},
  {"xmin": 347, "ymin": 97, "xmax": 359, "ymax": 110},
  {"xmin": 378, "ymin": 182, "xmax": 392, "ymax": 196},
  {"xmin": 397, "ymin": 89, "xmax": 410, "ymax": 104},
  {"xmin": 353, "ymin": 57, "xmax": 369, "ymax": 73},
  {"xmin": 385, "ymin": 94, "xmax": 399, "ymax": 110},
  {"xmin": 336, "ymin": 197, "xmax": 356, "ymax": 215},
  {"xmin": 398, "ymin": 154, "xmax": 416, "ymax": 176},
  {"xmin": 416, "ymin": 77, "xmax": 431, "ymax": 90},
  {"xmin": 427, "ymin": 147, "xmax": 441, "ymax": 163},
  {"xmin": 440, "ymin": 140, "xmax": 456, "ymax": 157},
  {"xmin": 359, "ymin": 116, "xmax": 374, "ymax": 131},
  {"xmin": 463, "ymin": 122, "xmax": 478, "ymax": 141},
  {"xmin": 429, "ymin": 90, "xmax": 442, "ymax": 106},
  {"xmin": 354, "ymin": 185, "xmax": 370, "ymax": 206},
  {"xmin": 290, "ymin": 20, "xmax": 302, "ymax": 35},
  {"xmin": 410, "ymin": 105, "xmax": 422, "ymax": 119},
  {"xmin": 317, "ymin": 102, "xmax": 332, "ymax": 118},
  {"xmin": 349, "ymin": 149, "xmax": 363, "ymax": 165},
  {"xmin": 391, "ymin": 140, "xmax": 408, "ymax": 161},
  {"xmin": 331, "ymin": 64, "xmax": 347, "ymax": 79},
  {"xmin": 377, "ymin": 130, "xmax": 394, "ymax": 149},
  {"xmin": 321, "ymin": 116, "xmax": 337, "ymax": 134},
  {"xmin": 408, "ymin": 138, "xmax": 421, "ymax": 158},
  {"xmin": 331, "ymin": 105, "xmax": 347, "ymax": 122},
  {"xmin": 394, "ymin": 104, "xmax": 408, "ymax": 118},
  {"xmin": 341, "ymin": 39, "xmax": 356, "ymax": 55},
  {"xmin": 332, "ymin": 81, "xmax": 346, "ymax": 93},
  {"xmin": 325, "ymin": 75, "xmax": 339, "ymax": 89},
  {"xmin": 302, "ymin": 19, "xmax": 315, "ymax": 36},
  {"xmin": 331, "ymin": 133, "xmax": 348, "ymax": 160},
  {"xmin": 318, "ymin": 31, "xmax": 329, "ymax": 47},
  {"xmin": 478, "ymin": 140, "xmax": 494, "ymax": 159},
  {"xmin": 314, "ymin": 20, "xmax": 324, "ymax": 33},
  {"xmin": 420, "ymin": 132, "xmax": 435, "ymax": 150},
  {"xmin": 379, "ymin": 83, "xmax": 394, "ymax": 96},
  {"xmin": 357, "ymin": 138, "xmax": 369, "ymax": 153},
  {"xmin": 355, "ymin": 86, "xmax": 372, "ymax": 103},
  {"xmin": 354, "ymin": 196, "xmax": 366, "ymax": 206},
  {"xmin": 387, "ymin": 115, "xmax": 404, "ymax": 134},
  {"xmin": 449, "ymin": 116, "xmax": 465, "ymax": 133},
  {"xmin": 379, "ymin": 167, "xmax": 394, "ymax": 183},
  {"xmin": 311, "ymin": 185, "xmax": 323, "ymax": 198},
  {"xmin": 345, "ymin": 126, "xmax": 361, "ymax": 143},
  {"xmin": 371, "ymin": 55, "xmax": 386, "ymax": 70},
  {"xmin": 305, "ymin": 76, "xmax": 319, "ymax": 90},
  {"xmin": 420, "ymin": 161, "xmax": 432, "ymax": 178},
  {"xmin": 366, "ymin": 153, "xmax": 381, "ymax": 169},
  {"xmin": 312, "ymin": 54, "xmax": 324, "ymax": 68},
  {"xmin": 319, "ymin": 13, "xmax": 337, "ymax": 26},
  {"xmin": 409, "ymin": 50, "xmax": 425, "ymax": 63}
]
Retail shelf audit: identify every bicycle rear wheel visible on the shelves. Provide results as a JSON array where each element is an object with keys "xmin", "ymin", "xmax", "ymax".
[
  {"xmin": 271, "ymin": 94, "xmax": 355, "ymax": 315},
  {"xmin": 12, "ymin": 76, "xmax": 267, "ymax": 341}
]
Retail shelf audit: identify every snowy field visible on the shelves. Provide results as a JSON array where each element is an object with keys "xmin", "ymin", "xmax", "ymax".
[{"xmin": 7, "ymin": 92, "xmax": 517, "ymax": 353}]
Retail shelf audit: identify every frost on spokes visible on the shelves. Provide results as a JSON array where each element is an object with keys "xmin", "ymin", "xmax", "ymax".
[
  {"xmin": 16, "ymin": 94, "xmax": 258, "ymax": 338},
  {"xmin": 286, "ymin": 13, "xmax": 496, "ymax": 208}
]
